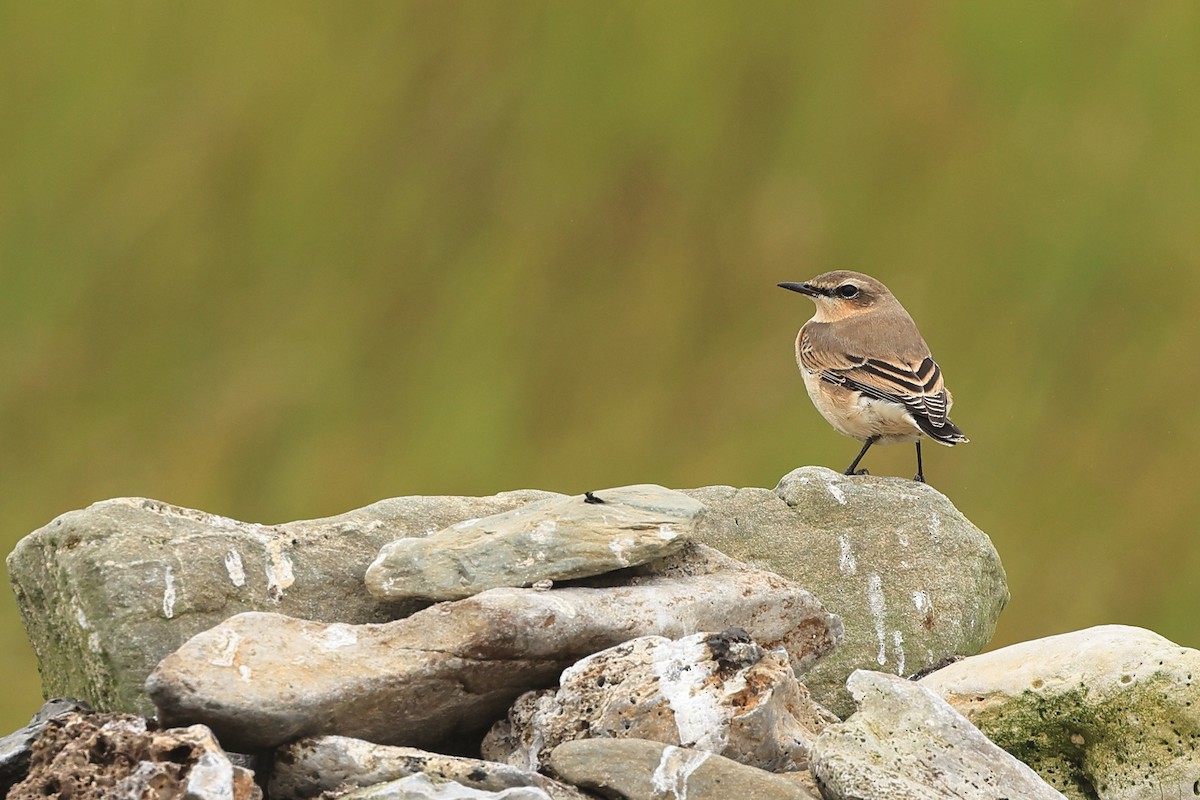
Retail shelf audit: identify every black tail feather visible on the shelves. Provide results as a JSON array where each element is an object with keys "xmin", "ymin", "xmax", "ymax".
[{"xmin": 914, "ymin": 415, "xmax": 968, "ymax": 445}]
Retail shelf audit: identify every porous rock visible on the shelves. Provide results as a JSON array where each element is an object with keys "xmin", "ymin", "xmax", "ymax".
[
  {"xmin": 0, "ymin": 698, "xmax": 91, "ymax": 793},
  {"xmin": 7, "ymin": 491, "xmax": 555, "ymax": 715},
  {"xmin": 147, "ymin": 544, "xmax": 842, "ymax": 752},
  {"xmin": 270, "ymin": 735, "xmax": 591, "ymax": 800},
  {"xmin": 920, "ymin": 624, "xmax": 1200, "ymax": 800},
  {"xmin": 547, "ymin": 738, "xmax": 820, "ymax": 800},
  {"xmin": 366, "ymin": 485, "xmax": 700, "ymax": 601},
  {"xmin": 482, "ymin": 630, "xmax": 837, "ymax": 772},
  {"xmin": 5, "ymin": 711, "xmax": 260, "ymax": 800},
  {"xmin": 810, "ymin": 670, "xmax": 1066, "ymax": 799},
  {"xmin": 683, "ymin": 466, "xmax": 1009, "ymax": 715}
]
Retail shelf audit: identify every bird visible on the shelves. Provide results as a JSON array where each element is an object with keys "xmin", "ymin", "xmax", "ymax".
[{"xmin": 778, "ymin": 271, "xmax": 967, "ymax": 482}]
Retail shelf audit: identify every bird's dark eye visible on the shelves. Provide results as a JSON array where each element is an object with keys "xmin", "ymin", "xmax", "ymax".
[{"xmin": 837, "ymin": 284, "xmax": 860, "ymax": 298}]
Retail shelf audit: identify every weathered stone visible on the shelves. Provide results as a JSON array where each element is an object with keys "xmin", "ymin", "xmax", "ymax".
[
  {"xmin": 810, "ymin": 670, "xmax": 1066, "ymax": 799},
  {"xmin": 340, "ymin": 773, "xmax": 553, "ymax": 800},
  {"xmin": 547, "ymin": 738, "xmax": 820, "ymax": 800},
  {"xmin": 683, "ymin": 466, "xmax": 1009, "ymax": 715},
  {"xmin": 366, "ymin": 485, "xmax": 699, "ymax": 602},
  {"xmin": 6, "ymin": 711, "xmax": 261, "ymax": 800},
  {"xmin": 0, "ymin": 698, "xmax": 91, "ymax": 794},
  {"xmin": 147, "ymin": 544, "xmax": 841, "ymax": 752},
  {"xmin": 483, "ymin": 630, "xmax": 837, "ymax": 772},
  {"xmin": 7, "ymin": 491, "xmax": 556, "ymax": 715},
  {"xmin": 271, "ymin": 735, "xmax": 591, "ymax": 800},
  {"xmin": 920, "ymin": 625, "xmax": 1200, "ymax": 800}
]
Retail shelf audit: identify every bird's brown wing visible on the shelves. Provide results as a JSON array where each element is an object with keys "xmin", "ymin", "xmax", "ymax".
[{"xmin": 799, "ymin": 330, "xmax": 950, "ymax": 428}]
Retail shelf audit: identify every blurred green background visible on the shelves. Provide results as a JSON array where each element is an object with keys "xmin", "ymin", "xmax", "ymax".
[{"xmin": 3, "ymin": 3, "xmax": 1199, "ymax": 732}]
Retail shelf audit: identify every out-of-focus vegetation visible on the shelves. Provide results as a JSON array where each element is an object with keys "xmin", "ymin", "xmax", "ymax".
[{"xmin": 3, "ymin": 3, "xmax": 1199, "ymax": 731}]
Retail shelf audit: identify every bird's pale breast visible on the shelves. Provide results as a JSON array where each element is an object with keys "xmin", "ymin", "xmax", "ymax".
[{"xmin": 801, "ymin": 369, "xmax": 924, "ymax": 444}]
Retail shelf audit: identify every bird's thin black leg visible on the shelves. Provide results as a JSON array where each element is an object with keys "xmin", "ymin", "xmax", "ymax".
[
  {"xmin": 845, "ymin": 436, "xmax": 879, "ymax": 476},
  {"xmin": 914, "ymin": 440, "xmax": 925, "ymax": 483}
]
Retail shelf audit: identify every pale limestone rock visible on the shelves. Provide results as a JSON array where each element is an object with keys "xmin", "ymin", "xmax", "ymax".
[
  {"xmin": 147, "ymin": 544, "xmax": 841, "ymax": 752},
  {"xmin": 483, "ymin": 630, "xmax": 837, "ymax": 772},
  {"xmin": 339, "ymin": 773, "xmax": 552, "ymax": 800},
  {"xmin": 920, "ymin": 625, "xmax": 1200, "ymax": 800},
  {"xmin": 684, "ymin": 466, "xmax": 1009, "ymax": 715},
  {"xmin": 366, "ymin": 485, "xmax": 700, "ymax": 601},
  {"xmin": 547, "ymin": 738, "xmax": 820, "ymax": 800},
  {"xmin": 810, "ymin": 670, "xmax": 1066, "ymax": 799},
  {"xmin": 270, "ymin": 736, "xmax": 590, "ymax": 800}
]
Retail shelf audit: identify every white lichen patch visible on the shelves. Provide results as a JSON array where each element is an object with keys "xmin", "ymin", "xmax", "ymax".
[
  {"xmin": 237, "ymin": 664, "xmax": 252, "ymax": 681},
  {"xmin": 650, "ymin": 637, "xmax": 729, "ymax": 753},
  {"xmin": 838, "ymin": 535, "xmax": 857, "ymax": 575},
  {"xmin": 312, "ymin": 623, "xmax": 359, "ymax": 650},
  {"xmin": 826, "ymin": 481, "xmax": 848, "ymax": 505},
  {"xmin": 224, "ymin": 549, "xmax": 245, "ymax": 588},
  {"xmin": 162, "ymin": 566, "xmax": 177, "ymax": 619},
  {"xmin": 264, "ymin": 540, "xmax": 295, "ymax": 601},
  {"xmin": 867, "ymin": 574, "xmax": 887, "ymax": 666},
  {"xmin": 892, "ymin": 630, "xmax": 906, "ymax": 676},
  {"xmin": 912, "ymin": 590, "xmax": 930, "ymax": 613},
  {"xmin": 650, "ymin": 745, "xmax": 711, "ymax": 800}
]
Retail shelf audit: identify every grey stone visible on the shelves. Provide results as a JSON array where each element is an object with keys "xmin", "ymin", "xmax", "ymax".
[
  {"xmin": 683, "ymin": 466, "xmax": 1009, "ymax": 715},
  {"xmin": 366, "ymin": 485, "xmax": 700, "ymax": 601},
  {"xmin": 147, "ymin": 544, "xmax": 841, "ymax": 752},
  {"xmin": 5, "ymin": 711, "xmax": 261, "ymax": 800},
  {"xmin": 340, "ymin": 773, "xmax": 553, "ymax": 800},
  {"xmin": 920, "ymin": 625, "xmax": 1200, "ymax": 800},
  {"xmin": 7, "ymin": 491, "xmax": 556, "ymax": 716},
  {"xmin": 810, "ymin": 670, "xmax": 1066, "ymax": 800},
  {"xmin": 482, "ymin": 630, "xmax": 837, "ymax": 772},
  {"xmin": 547, "ymin": 738, "xmax": 820, "ymax": 800},
  {"xmin": 0, "ymin": 698, "xmax": 91, "ymax": 793},
  {"xmin": 270, "ymin": 735, "xmax": 591, "ymax": 800}
]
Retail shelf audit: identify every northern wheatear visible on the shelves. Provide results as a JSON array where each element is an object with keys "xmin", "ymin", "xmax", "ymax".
[{"xmin": 779, "ymin": 271, "xmax": 967, "ymax": 482}]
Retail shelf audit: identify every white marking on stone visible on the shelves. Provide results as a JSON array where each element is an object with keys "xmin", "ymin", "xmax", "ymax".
[
  {"xmin": 210, "ymin": 630, "xmax": 241, "ymax": 667},
  {"xmin": 658, "ymin": 523, "xmax": 677, "ymax": 540},
  {"xmin": 313, "ymin": 623, "xmax": 358, "ymax": 650},
  {"xmin": 826, "ymin": 481, "xmax": 847, "ymax": 505},
  {"xmin": 651, "ymin": 638, "xmax": 729, "ymax": 753},
  {"xmin": 609, "ymin": 536, "xmax": 636, "ymax": 564},
  {"xmin": 224, "ymin": 549, "xmax": 245, "ymax": 587},
  {"xmin": 651, "ymin": 745, "xmax": 711, "ymax": 800},
  {"xmin": 74, "ymin": 606, "xmax": 90, "ymax": 629},
  {"xmin": 452, "ymin": 517, "xmax": 481, "ymax": 530},
  {"xmin": 88, "ymin": 633, "xmax": 102, "ymax": 653},
  {"xmin": 867, "ymin": 574, "xmax": 887, "ymax": 666},
  {"xmin": 238, "ymin": 664, "xmax": 252, "ymax": 681},
  {"xmin": 208, "ymin": 514, "xmax": 240, "ymax": 530},
  {"xmin": 838, "ymin": 535, "xmax": 857, "ymax": 574},
  {"xmin": 264, "ymin": 540, "xmax": 295, "ymax": 601},
  {"xmin": 530, "ymin": 519, "xmax": 558, "ymax": 542},
  {"xmin": 185, "ymin": 751, "xmax": 234, "ymax": 800},
  {"xmin": 893, "ymin": 630, "xmax": 906, "ymax": 676},
  {"xmin": 912, "ymin": 590, "xmax": 930, "ymax": 613},
  {"xmin": 897, "ymin": 531, "xmax": 909, "ymax": 547},
  {"xmin": 162, "ymin": 567, "xmax": 177, "ymax": 619}
]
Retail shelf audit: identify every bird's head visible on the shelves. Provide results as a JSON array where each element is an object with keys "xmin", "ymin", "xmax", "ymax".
[{"xmin": 777, "ymin": 271, "xmax": 897, "ymax": 322}]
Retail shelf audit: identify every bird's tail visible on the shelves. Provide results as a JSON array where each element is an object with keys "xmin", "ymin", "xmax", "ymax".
[{"xmin": 915, "ymin": 415, "xmax": 969, "ymax": 446}]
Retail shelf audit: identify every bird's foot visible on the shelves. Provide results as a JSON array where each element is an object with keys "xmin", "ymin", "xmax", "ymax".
[
  {"xmin": 845, "ymin": 468, "xmax": 870, "ymax": 476},
  {"xmin": 913, "ymin": 474, "xmax": 926, "ymax": 483}
]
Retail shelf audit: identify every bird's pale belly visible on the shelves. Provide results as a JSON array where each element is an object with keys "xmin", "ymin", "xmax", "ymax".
[{"xmin": 802, "ymin": 370, "xmax": 923, "ymax": 444}]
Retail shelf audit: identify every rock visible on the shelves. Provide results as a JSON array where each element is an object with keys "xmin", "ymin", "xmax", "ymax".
[
  {"xmin": 547, "ymin": 738, "xmax": 821, "ymax": 800},
  {"xmin": 0, "ymin": 698, "xmax": 91, "ymax": 793},
  {"xmin": 271, "ymin": 735, "xmax": 591, "ymax": 800},
  {"xmin": 5, "ymin": 711, "xmax": 261, "ymax": 800},
  {"xmin": 684, "ymin": 466, "xmax": 1009, "ymax": 715},
  {"xmin": 482, "ymin": 630, "xmax": 837, "ymax": 772},
  {"xmin": 7, "ymin": 491, "xmax": 556, "ymax": 715},
  {"xmin": 339, "ymin": 773, "xmax": 553, "ymax": 800},
  {"xmin": 148, "ymin": 544, "xmax": 842, "ymax": 752},
  {"xmin": 366, "ymin": 485, "xmax": 700, "ymax": 601},
  {"xmin": 810, "ymin": 670, "xmax": 1066, "ymax": 799},
  {"xmin": 919, "ymin": 625, "xmax": 1200, "ymax": 800}
]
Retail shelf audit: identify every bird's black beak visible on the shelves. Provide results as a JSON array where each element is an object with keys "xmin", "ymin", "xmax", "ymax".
[{"xmin": 778, "ymin": 281, "xmax": 823, "ymax": 297}]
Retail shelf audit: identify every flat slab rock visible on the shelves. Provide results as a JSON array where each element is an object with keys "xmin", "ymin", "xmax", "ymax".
[
  {"xmin": 483, "ymin": 630, "xmax": 837, "ymax": 772},
  {"xmin": 5, "ymin": 711, "xmax": 260, "ymax": 800},
  {"xmin": 6, "ymin": 490, "xmax": 555, "ymax": 715},
  {"xmin": 148, "ymin": 544, "xmax": 842, "ymax": 752},
  {"xmin": 339, "ymin": 773, "xmax": 554, "ymax": 800},
  {"xmin": 366, "ymin": 485, "xmax": 700, "ymax": 601},
  {"xmin": 810, "ymin": 670, "xmax": 1066, "ymax": 800},
  {"xmin": 547, "ymin": 738, "xmax": 821, "ymax": 800},
  {"xmin": 271, "ymin": 735, "xmax": 589, "ymax": 800},
  {"xmin": 920, "ymin": 624, "xmax": 1200, "ymax": 800}
]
